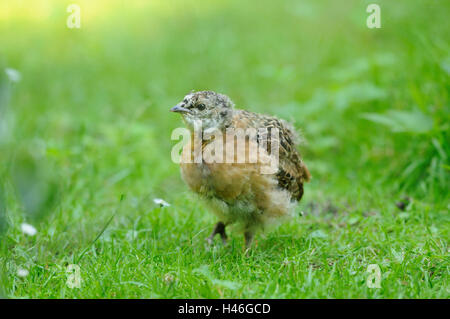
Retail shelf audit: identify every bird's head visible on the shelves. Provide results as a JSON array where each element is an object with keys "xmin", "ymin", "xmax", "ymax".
[{"xmin": 171, "ymin": 91, "xmax": 234, "ymax": 131}]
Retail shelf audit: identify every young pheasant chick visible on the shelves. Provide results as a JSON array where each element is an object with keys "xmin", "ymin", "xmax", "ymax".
[{"xmin": 171, "ymin": 91, "xmax": 310, "ymax": 250}]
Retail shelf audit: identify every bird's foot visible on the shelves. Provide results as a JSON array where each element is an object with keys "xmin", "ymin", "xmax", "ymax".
[
  {"xmin": 205, "ymin": 221, "xmax": 228, "ymax": 248},
  {"xmin": 243, "ymin": 230, "xmax": 254, "ymax": 256},
  {"xmin": 205, "ymin": 236, "xmax": 214, "ymax": 246},
  {"xmin": 221, "ymin": 237, "xmax": 228, "ymax": 246}
]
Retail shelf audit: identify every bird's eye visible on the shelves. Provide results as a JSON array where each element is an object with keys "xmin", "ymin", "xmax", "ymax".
[{"xmin": 197, "ymin": 103, "xmax": 206, "ymax": 110}]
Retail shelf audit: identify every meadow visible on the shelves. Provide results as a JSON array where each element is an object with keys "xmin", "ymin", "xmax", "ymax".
[{"xmin": 0, "ymin": 0, "xmax": 448, "ymax": 298}]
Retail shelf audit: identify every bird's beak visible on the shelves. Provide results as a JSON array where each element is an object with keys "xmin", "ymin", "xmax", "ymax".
[{"xmin": 170, "ymin": 103, "xmax": 191, "ymax": 114}]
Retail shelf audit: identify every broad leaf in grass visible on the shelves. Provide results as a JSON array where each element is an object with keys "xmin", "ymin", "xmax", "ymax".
[
  {"xmin": 360, "ymin": 110, "xmax": 433, "ymax": 134},
  {"xmin": 334, "ymin": 82, "xmax": 387, "ymax": 110},
  {"xmin": 0, "ymin": 180, "xmax": 6, "ymax": 234}
]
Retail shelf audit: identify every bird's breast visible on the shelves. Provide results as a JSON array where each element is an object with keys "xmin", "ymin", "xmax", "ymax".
[{"xmin": 179, "ymin": 137, "xmax": 259, "ymax": 201}]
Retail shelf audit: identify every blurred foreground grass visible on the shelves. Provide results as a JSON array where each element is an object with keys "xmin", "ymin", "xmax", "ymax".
[{"xmin": 0, "ymin": 0, "xmax": 448, "ymax": 298}]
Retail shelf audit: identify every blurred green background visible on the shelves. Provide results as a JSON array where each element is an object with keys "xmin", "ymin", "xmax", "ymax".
[{"xmin": 0, "ymin": 0, "xmax": 448, "ymax": 298}]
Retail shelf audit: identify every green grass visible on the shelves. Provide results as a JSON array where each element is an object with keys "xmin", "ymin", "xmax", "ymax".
[{"xmin": 0, "ymin": 0, "xmax": 449, "ymax": 298}]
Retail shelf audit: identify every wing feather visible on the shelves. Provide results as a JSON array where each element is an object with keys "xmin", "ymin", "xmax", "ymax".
[{"xmin": 231, "ymin": 110, "xmax": 310, "ymax": 201}]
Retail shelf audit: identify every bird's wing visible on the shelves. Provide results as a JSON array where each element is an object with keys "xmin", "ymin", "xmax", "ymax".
[
  {"xmin": 266, "ymin": 116, "xmax": 310, "ymax": 201},
  {"xmin": 232, "ymin": 111, "xmax": 310, "ymax": 201}
]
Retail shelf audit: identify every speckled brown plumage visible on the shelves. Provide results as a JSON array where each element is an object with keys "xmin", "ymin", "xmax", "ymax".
[
  {"xmin": 228, "ymin": 109, "xmax": 311, "ymax": 201},
  {"xmin": 171, "ymin": 91, "xmax": 310, "ymax": 251}
]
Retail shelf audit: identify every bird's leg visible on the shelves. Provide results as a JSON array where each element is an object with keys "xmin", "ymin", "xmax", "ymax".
[
  {"xmin": 206, "ymin": 221, "xmax": 227, "ymax": 246},
  {"xmin": 244, "ymin": 230, "xmax": 254, "ymax": 255}
]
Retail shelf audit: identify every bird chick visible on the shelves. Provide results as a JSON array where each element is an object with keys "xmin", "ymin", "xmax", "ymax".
[{"xmin": 171, "ymin": 91, "xmax": 310, "ymax": 251}]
